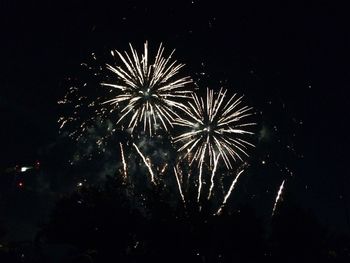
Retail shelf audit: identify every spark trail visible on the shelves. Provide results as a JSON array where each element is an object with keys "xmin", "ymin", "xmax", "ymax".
[
  {"xmin": 207, "ymin": 153, "xmax": 221, "ymax": 200},
  {"xmin": 174, "ymin": 167, "xmax": 185, "ymax": 203},
  {"xmin": 159, "ymin": 163, "xmax": 168, "ymax": 175},
  {"xmin": 197, "ymin": 143, "xmax": 207, "ymax": 202},
  {"xmin": 119, "ymin": 142, "xmax": 127, "ymax": 180},
  {"xmin": 216, "ymin": 169, "xmax": 245, "ymax": 215},
  {"xmin": 133, "ymin": 143, "xmax": 155, "ymax": 184},
  {"xmin": 272, "ymin": 179, "xmax": 285, "ymax": 216}
]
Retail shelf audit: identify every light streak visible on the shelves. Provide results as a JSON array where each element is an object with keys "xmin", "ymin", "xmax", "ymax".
[
  {"xmin": 133, "ymin": 143, "xmax": 155, "ymax": 184},
  {"xmin": 197, "ymin": 143, "xmax": 207, "ymax": 202},
  {"xmin": 119, "ymin": 142, "xmax": 127, "ymax": 180},
  {"xmin": 174, "ymin": 167, "xmax": 185, "ymax": 203},
  {"xmin": 272, "ymin": 179, "xmax": 285, "ymax": 216},
  {"xmin": 216, "ymin": 169, "xmax": 244, "ymax": 215},
  {"xmin": 207, "ymin": 153, "xmax": 221, "ymax": 200}
]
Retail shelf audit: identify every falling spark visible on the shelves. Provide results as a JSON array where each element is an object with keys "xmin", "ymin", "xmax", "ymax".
[
  {"xmin": 174, "ymin": 167, "xmax": 185, "ymax": 203},
  {"xmin": 175, "ymin": 163, "xmax": 185, "ymax": 185},
  {"xmin": 207, "ymin": 153, "xmax": 221, "ymax": 200},
  {"xmin": 20, "ymin": 166, "xmax": 33, "ymax": 173},
  {"xmin": 59, "ymin": 119, "xmax": 68, "ymax": 129},
  {"xmin": 101, "ymin": 41, "xmax": 193, "ymax": 135},
  {"xmin": 133, "ymin": 143, "xmax": 155, "ymax": 184},
  {"xmin": 216, "ymin": 169, "xmax": 245, "ymax": 215},
  {"xmin": 160, "ymin": 163, "xmax": 168, "ymax": 175},
  {"xmin": 197, "ymin": 143, "xmax": 207, "ymax": 202},
  {"xmin": 119, "ymin": 142, "xmax": 127, "ymax": 180},
  {"xmin": 272, "ymin": 180, "xmax": 285, "ymax": 216},
  {"xmin": 174, "ymin": 88, "xmax": 255, "ymax": 169}
]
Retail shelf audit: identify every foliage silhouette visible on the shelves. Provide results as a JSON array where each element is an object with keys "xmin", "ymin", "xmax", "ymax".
[{"xmin": 32, "ymin": 174, "xmax": 350, "ymax": 263}]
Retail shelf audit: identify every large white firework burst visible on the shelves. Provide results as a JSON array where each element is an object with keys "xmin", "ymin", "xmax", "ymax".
[
  {"xmin": 101, "ymin": 41, "xmax": 193, "ymax": 135},
  {"xmin": 174, "ymin": 88, "xmax": 256, "ymax": 169}
]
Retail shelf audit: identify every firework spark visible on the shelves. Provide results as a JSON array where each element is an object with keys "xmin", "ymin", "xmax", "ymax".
[
  {"xmin": 101, "ymin": 41, "xmax": 193, "ymax": 135},
  {"xmin": 216, "ymin": 169, "xmax": 245, "ymax": 215},
  {"xmin": 159, "ymin": 163, "xmax": 168, "ymax": 175},
  {"xmin": 197, "ymin": 143, "xmax": 207, "ymax": 202},
  {"xmin": 272, "ymin": 179, "xmax": 285, "ymax": 216},
  {"xmin": 133, "ymin": 143, "xmax": 155, "ymax": 184},
  {"xmin": 174, "ymin": 88, "xmax": 255, "ymax": 169},
  {"xmin": 174, "ymin": 167, "xmax": 185, "ymax": 203},
  {"xmin": 207, "ymin": 153, "xmax": 221, "ymax": 200},
  {"xmin": 119, "ymin": 142, "xmax": 127, "ymax": 180}
]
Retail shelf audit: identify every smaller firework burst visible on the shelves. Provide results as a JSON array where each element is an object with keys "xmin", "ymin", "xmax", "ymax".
[{"xmin": 174, "ymin": 88, "xmax": 256, "ymax": 169}]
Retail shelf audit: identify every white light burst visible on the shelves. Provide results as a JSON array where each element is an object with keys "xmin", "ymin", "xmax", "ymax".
[
  {"xmin": 174, "ymin": 88, "xmax": 255, "ymax": 169},
  {"xmin": 101, "ymin": 41, "xmax": 193, "ymax": 135}
]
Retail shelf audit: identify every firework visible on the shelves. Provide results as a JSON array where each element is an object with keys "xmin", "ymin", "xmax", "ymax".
[
  {"xmin": 57, "ymin": 41, "xmax": 265, "ymax": 215},
  {"xmin": 272, "ymin": 179, "xmax": 285, "ymax": 216},
  {"xmin": 101, "ymin": 41, "xmax": 193, "ymax": 135},
  {"xmin": 174, "ymin": 88, "xmax": 255, "ymax": 170}
]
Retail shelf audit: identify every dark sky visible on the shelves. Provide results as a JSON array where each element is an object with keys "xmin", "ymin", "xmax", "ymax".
[{"xmin": 0, "ymin": 0, "xmax": 349, "ymax": 239}]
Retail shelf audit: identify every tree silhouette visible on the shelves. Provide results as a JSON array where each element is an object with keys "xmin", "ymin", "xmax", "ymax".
[{"xmin": 36, "ymin": 172, "xmax": 350, "ymax": 263}]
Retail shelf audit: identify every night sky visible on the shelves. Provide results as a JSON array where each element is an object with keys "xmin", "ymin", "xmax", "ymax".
[{"xmin": 1, "ymin": 0, "xmax": 349, "ymax": 245}]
